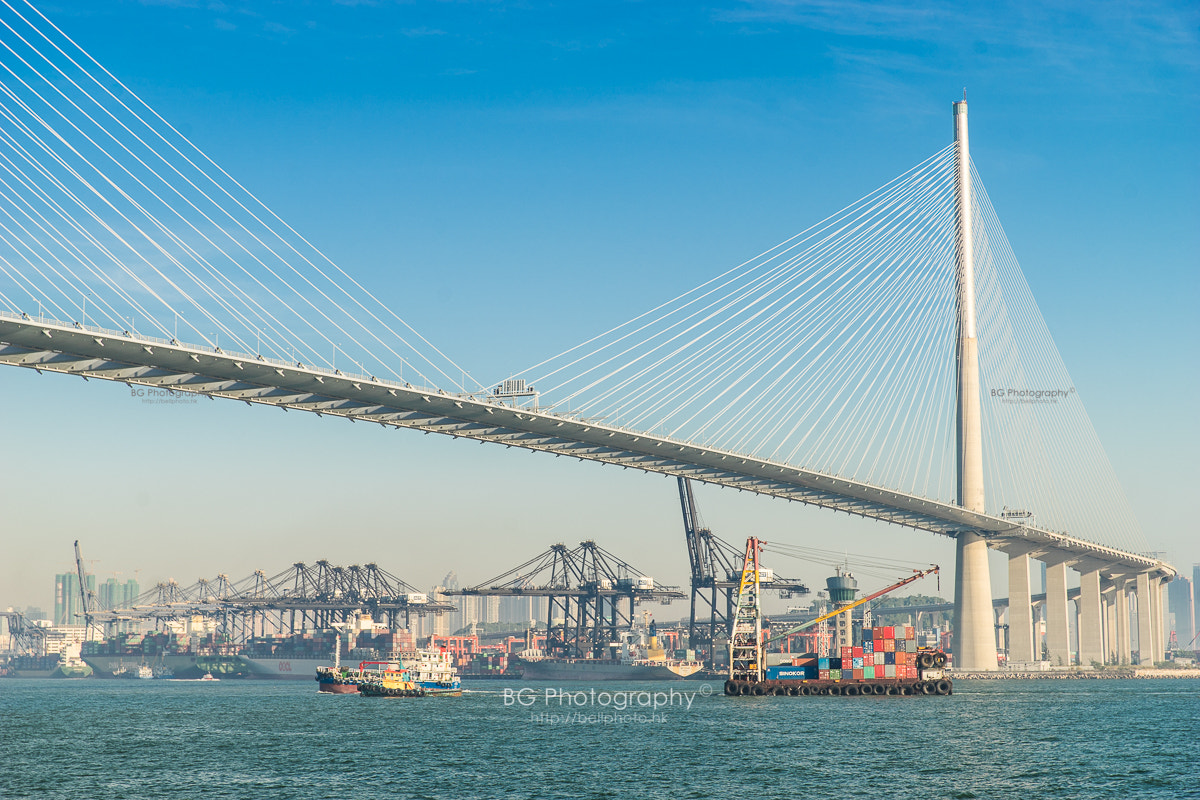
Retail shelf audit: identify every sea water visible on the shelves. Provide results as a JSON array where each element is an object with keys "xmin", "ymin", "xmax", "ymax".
[{"xmin": 1, "ymin": 678, "xmax": 1196, "ymax": 799}]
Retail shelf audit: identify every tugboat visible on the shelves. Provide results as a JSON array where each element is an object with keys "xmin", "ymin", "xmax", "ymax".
[{"xmin": 322, "ymin": 648, "xmax": 462, "ymax": 697}]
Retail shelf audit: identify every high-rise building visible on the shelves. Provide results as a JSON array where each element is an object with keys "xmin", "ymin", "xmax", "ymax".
[
  {"xmin": 53, "ymin": 572, "xmax": 94, "ymax": 626},
  {"xmin": 1193, "ymin": 565, "xmax": 1200, "ymax": 648},
  {"xmin": 1169, "ymin": 575, "xmax": 1196, "ymax": 651}
]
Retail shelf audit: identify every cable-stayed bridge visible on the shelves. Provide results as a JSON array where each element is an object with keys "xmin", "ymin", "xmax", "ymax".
[{"xmin": 0, "ymin": 4, "xmax": 1174, "ymax": 669}]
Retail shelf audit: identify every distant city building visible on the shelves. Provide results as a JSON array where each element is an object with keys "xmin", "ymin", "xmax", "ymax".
[
  {"xmin": 1194, "ymin": 566, "xmax": 1200, "ymax": 648},
  {"xmin": 53, "ymin": 572, "xmax": 94, "ymax": 626},
  {"xmin": 1169, "ymin": 575, "xmax": 1196, "ymax": 651},
  {"xmin": 97, "ymin": 577, "xmax": 139, "ymax": 611},
  {"xmin": 53, "ymin": 573, "xmax": 136, "ymax": 629}
]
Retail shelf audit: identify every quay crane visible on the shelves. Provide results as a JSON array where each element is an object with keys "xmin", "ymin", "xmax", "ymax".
[
  {"xmin": 74, "ymin": 540, "xmax": 96, "ymax": 638},
  {"xmin": 676, "ymin": 478, "xmax": 808, "ymax": 656}
]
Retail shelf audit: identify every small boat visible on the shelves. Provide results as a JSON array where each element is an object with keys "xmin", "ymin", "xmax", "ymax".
[
  {"xmin": 115, "ymin": 664, "xmax": 154, "ymax": 680},
  {"xmin": 356, "ymin": 663, "xmax": 422, "ymax": 698},
  {"xmin": 199, "ymin": 673, "xmax": 218, "ymax": 681},
  {"xmin": 318, "ymin": 649, "xmax": 462, "ymax": 697}
]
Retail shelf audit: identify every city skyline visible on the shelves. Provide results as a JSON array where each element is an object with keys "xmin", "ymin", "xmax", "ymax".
[{"xmin": 0, "ymin": 1, "xmax": 1196, "ymax": 610}]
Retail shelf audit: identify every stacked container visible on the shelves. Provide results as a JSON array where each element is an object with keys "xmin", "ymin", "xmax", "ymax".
[{"xmin": 863, "ymin": 624, "xmax": 919, "ymax": 680}]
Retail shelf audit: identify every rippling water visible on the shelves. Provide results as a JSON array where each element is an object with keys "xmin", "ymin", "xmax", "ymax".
[{"xmin": 2, "ymin": 678, "xmax": 1195, "ymax": 799}]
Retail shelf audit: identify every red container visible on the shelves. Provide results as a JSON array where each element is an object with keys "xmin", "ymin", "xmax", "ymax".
[
  {"xmin": 883, "ymin": 626, "xmax": 894, "ymax": 638},
  {"xmin": 852, "ymin": 646, "xmax": 863, "ymax": 658},
  {"xmin": 818, "ymin": 669, "xmax": 830, "ymax": 680},
  {"xmin": 904, "ymin": 625, "xmax": 915, "ymax": 640},
  {"xmin": 852, "ymin": 669, "xmax": 864, "ymax": 679},
  {"xmin": 882, "ymin": 639, "xmax": 896, "ymax": 653}
]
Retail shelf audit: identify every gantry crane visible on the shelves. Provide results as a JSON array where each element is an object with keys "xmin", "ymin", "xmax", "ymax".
[
  {"xmin": 677, "ymin": 478, "xmax": 808, "ymax": 657},
  {"xmin": 74, "ymin": 539, "xmax": 96, "ymax": 638}
]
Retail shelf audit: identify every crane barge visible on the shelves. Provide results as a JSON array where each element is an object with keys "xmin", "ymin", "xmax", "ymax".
[{"xmin": 724, "ymin": 538, "xmax": 952, "ymax": 697}]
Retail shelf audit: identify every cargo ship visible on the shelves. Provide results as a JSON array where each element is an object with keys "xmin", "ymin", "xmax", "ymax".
[
  {"xmin": 517, "ymin": 619, "xmax": 706, "ymax": 681},
  {"xmin": 519, "ymin": 656, "xmax": 705, "ymax": 680},
  {"xmin": 3, "ymin": 654, "xmax": 94, "ymax": 678},
  {"xmin": 82, "ymin": 632, "xmax": 252, "ymax": 679}
]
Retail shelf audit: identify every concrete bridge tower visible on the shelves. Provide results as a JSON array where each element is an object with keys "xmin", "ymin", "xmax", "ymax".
[{"xmin": 952, "ymin": 98, "xmax": 998, "ymax": 670}]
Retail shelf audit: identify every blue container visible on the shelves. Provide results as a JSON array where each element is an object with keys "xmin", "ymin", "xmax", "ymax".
[
  {"xmin": 818, "ymin": 658, "xmax": 830, "ymax": 670},
  {"xmin": 765, "ymin": 665, "xmax": 815, "ymax": 681},
  {"xmin": 884, "ymin": 652, "xmax": 896, "ymax": 665},
  {"xmin": 829, "ymin": 657, "xmax": 842, "ymax": 669},
  {"xmin": 851, "ymin": 657, "xmax": 864, "ymax": 669}
]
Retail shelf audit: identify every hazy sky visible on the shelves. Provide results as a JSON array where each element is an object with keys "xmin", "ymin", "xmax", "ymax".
[{"xmin": 1, "ymin": 0, "xmax": 1196, "ymax": 615}]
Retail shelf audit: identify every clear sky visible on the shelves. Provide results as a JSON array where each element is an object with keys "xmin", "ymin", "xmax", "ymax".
[{"xmin": 1, "ymin": 0, "xmax": 1196, "ymax": 615}]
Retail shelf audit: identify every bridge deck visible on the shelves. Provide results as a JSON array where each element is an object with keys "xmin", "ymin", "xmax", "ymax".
[{"xmin": 0, "ymin": 312, "xmax": 1174, "ymax": 585}]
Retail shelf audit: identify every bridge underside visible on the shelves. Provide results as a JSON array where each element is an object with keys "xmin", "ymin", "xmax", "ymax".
[{"xmin": 0, "ymin": 314, "xmax": 1174, "ymax": 593}]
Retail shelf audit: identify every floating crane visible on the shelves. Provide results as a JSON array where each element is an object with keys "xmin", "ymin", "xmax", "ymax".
[
  {"xmin": 764, "ymin": 564, "xmax": 940, "ymax": 646},
  {"xmin": 727, "ymin": 535, "xmax": 939, "ymax": 681}
]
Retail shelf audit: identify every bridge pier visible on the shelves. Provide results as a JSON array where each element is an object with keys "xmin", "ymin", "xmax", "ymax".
[
  {"xmin": 1115, "ymin": 579, "xmax": 1132, "ymax": 665},
  {"xmin": 1045, "ymin": 561, "xmax": 1071, "ymax": 666},
  {"xmin": 1007, "ymin": 553, "xmax": 1035, "ymax": 663},
  {"xmin": 1135, "ymin": 572, "xmax": 1155, "ymax": 664},
  {"xmin": 1078, "ymin": 569, "xmax": 1104, "ymax": 666},
  {"xmin": 1151, "ymin": 576, "xmax": 1167, "ymax": 664},
  {"xmin": 954, "ymin": 533, "xmax": 997, "ymax": 669},
  {"xmin": 1103, "ymin": 587, "xmax": 1116, "ymax": 664}
]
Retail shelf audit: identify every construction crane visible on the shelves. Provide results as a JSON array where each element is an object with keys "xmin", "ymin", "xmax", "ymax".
[
  {"xmin": 73, "ymin": 540, "xmax": 95, "ymax": 637},
  {"xmin": 676, "ymin": 478, "xmax": 808, "ymax": 655}
]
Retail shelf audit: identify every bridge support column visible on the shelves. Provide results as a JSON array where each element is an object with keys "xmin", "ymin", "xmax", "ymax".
[
  {"xmin": 1103, "ymin": 588, "xmax": 1116, "ymax": 664},
  {"xmin": 1136, "ymin": 572, "xmax": 1154, "ymax": 665},
  {"xmin": 1078, "ymin": 570, "xmax": 1104, "ymax": 667},
  {"xmin": 1149, "ymin": 576, "xmax": 1165, "ymax": 665},
  {"xmin": 1115, "ymin": 580, "xmax": 1132, "ymax": 665},
  {"xmin": 1045, "ymin": 561, "xmax": 1071, "ymax": 666},
  {"xmin": 1007, "ymin": 553, "xmax": 1034, "ymax": 664},
  {"xmin": 954, "ymin": 533, "xmax": 996, "ymax": 670}
]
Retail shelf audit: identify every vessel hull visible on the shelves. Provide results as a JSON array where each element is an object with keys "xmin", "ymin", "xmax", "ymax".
[{"xmin": 519, "ymin": 659, "xmax": 706, "ymax": 681}]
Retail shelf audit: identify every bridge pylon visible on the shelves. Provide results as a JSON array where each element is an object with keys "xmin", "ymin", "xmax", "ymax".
[{"xmin": 951, "ymin": 98, "xmax": 998, "ymax": 671}]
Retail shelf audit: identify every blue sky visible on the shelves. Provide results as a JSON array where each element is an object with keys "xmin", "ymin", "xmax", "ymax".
[{"xmin": 2, "ymin": 0, "xmax": 1196, "ymax": 613}]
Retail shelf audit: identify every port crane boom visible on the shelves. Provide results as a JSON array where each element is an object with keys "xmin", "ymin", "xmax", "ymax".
[
  {"xmin": 74, "ymin": 539, "xmax": 95, "ymax": 636},
  {"xmin": 765, "ymin": 565, "xmax": 939, "ymax": 645}
]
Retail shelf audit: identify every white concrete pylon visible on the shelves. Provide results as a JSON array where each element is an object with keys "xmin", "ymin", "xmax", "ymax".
[{"xmin": 950, "ymin": 98, "xmax": 996, "ymax": 671}]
